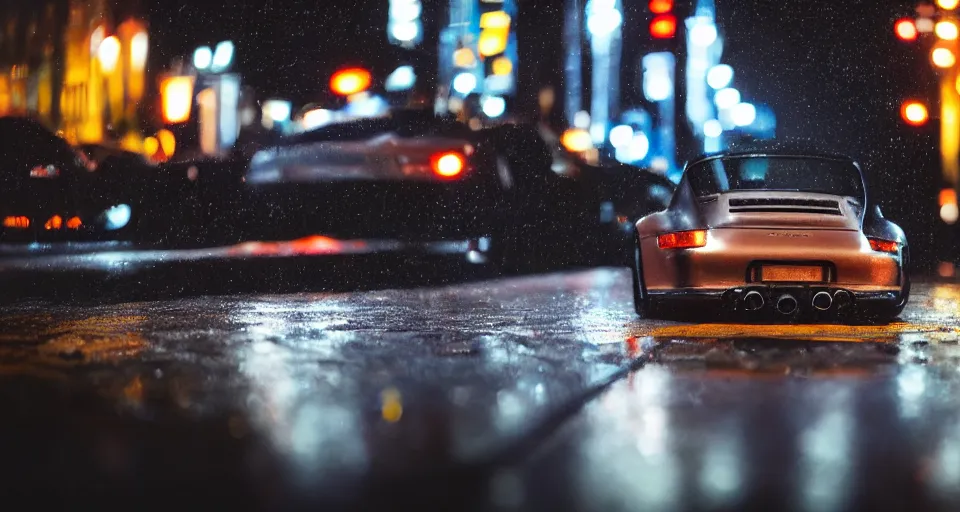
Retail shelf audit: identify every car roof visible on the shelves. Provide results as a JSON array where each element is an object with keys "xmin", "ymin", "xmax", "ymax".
[{"xmin": 687, "ymin": 141, "xmax": 857, "ymax": 168}]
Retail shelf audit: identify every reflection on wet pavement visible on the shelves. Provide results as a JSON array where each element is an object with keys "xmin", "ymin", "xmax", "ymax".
[
  {"xmin": 0, "ymin": 268, "xmax": 957, "ymax": 509},
  {"xmin": 515, "ymin": 272, "xmax": 960, "ymax": 512}
]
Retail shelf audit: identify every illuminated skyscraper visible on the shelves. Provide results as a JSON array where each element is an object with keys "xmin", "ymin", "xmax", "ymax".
[{"xmin": 437, "ymin": 0, "xmax": 517, "ymax": 119}]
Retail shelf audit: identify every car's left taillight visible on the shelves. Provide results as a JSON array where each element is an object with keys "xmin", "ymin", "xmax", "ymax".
[
  {"xmin": 867, "ymin": 237, "xmax": 899, "ymax": 254},
  {"xmin": 400, "ymin": 150, "xmax": 471, "ymax": 180},
  {"xmin": 430, "ymin": 151, "xmax": 466, "ymax": 179},
  {"xmin": 657, "ymin": 229, "xmax": 708, "ymax": 250}
]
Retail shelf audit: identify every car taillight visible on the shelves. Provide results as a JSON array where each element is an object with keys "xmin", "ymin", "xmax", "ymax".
[
  {"xmin": 3, "ymin": 216, "xmax": 30, "ymax": 229},
  {"xmin": 868, "ymin": 237, "xmax": 899, "ymax": 254},
  {"xmin": 44, "ymin": 215, "xmax": 63, "ymax": 230},
  {"xmin": 29, "ymin": 165, "xmax": 60, "ymax": 178},
  {"xmin": 66, "ymin": 216, "xmax": 82, "ymax": 229},
  {"xmin": 657, "ymin": 229, "xmax": 707, "ymax": 249},
  {"xmin": 430, "ymin": 151, "xmax": 465, "ymax": 179}
]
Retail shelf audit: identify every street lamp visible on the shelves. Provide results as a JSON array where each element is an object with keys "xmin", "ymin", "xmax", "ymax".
[
  {"xmin": 330, "ymin": 68, "xmax": 372, "ymax": 96},
  {"xmin": 98, "ymin": 36, "xmax": 121, "ymax": 73},
  {"xmin": 933, "ymin": 47, "xmax": 957, "ymax": 67},
  {"xmin": 896, "ymin": 18, "xmax": 920, "ymax": 41},
  {"xmin": 193, "ymin": 46, "xmax": 212, "ymax": 71},
  {"xmin": 130, "ymin": 31, "xmax": 148, "ymax": 70},
  {"xmin": 160, "ymin": 75, "xmax": 195, "ymax": 124},
  {"xmin": 937, "ymin": 20, "xmax": 960, "ymax": 40},
  {"xmin": 211, "ymin": 41, "xmax": 234, "ymax": 73},
  {"xmin": 901, "ymin": 100, "xmax": 930, "ymax": 126}
]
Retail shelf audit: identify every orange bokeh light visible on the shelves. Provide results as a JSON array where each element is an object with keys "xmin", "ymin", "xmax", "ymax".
[
  {"xmin": 650, "ymin": 15, "xmax": 677, "ymax": 39},
  {"xmin": 330, "ymin": 68, "xmax": 372, "ymax": 96},
  {"xmin": 649, "ymin": 0, "xmax": 673, "ymax": 14},
  {"xmin": 3, "ymin": 216, "xmax": 29, "ymax": 229},
  {"xmin": 901, "ymin": 101, "xmax": 929, "ymax": 126},
  {"xmin": 45, "ymin": 215, "xmax": 63, "ymax": 230},
  {"xmin": 941, "ymin": 188, "xmax": 958, "ymax": 206},
  {"xmin": 895, "ymin": 19, "xmax": 918, "ymax": 41},
  {"xmin": 431, "ymin": 152, "xmax": 465, "ymax": 178},
  {"xmin": 160, "ymin": 76, "xmax": 195, "ymax": 124}
]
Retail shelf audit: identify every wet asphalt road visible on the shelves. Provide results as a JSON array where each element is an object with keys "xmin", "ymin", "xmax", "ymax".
[{"xmin": 0, "ymin": 265, "xmax": 959, "ymax": 510}]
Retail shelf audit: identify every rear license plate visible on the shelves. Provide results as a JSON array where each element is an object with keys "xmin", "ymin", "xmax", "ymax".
[{"xmin": 761, "ymin": 265, "xmax": 824, "ymax": 282}]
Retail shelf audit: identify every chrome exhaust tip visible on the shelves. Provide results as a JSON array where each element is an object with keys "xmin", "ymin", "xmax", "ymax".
[
  {"xmin": 742, "ymin": 290, "xmax": 765, "ymax": 311},
  {"xmin": 776, "ymin": 294, "xmax": 798, "ymax": 315},
  {"xmin": 812, "ymin": 291, "xmax": 833, "ymax": 311},
  {"xmin": 833, "ymin": 290, "xmax": 852, "ymax": 309}
]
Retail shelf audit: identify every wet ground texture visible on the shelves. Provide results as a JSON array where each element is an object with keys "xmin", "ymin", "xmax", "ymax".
[{"xmin": 0, "ymin": 264, "xmax": 958, "ymax": 511}]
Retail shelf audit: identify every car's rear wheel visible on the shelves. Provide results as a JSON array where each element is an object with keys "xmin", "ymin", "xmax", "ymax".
[
  {"xmin": 632, "ymin": 244, "xmax": 657, "ymax": 318},
  {"xmin": 861, "ymin": 274, "xmax": 911, "ymax": 324}
]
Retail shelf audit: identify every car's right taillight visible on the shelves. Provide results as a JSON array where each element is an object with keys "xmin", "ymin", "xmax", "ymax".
[
  {"xmin": 657, "ymin": 229, "xmax": 707, "ymax": 249},
  {"xmin": 868, "ymin": 237, "xmax": 899, "ymax": 254}
]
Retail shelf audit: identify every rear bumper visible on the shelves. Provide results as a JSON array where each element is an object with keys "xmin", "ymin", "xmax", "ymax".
[
  {"xmin": 641, "ymin": 228, "xmax": 905, "ymax": 292},
  {"xmin": 647, "ymin": 284, "xmax": 905, "ymax": 312}
]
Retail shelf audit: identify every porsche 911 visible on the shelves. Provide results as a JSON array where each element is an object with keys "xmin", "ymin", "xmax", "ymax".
[{"xmin": 632, "ymin": 149, "xmax": 909, "ymax": 321}]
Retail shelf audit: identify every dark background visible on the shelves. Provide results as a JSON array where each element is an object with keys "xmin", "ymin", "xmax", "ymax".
[{"xmin": 143, "ymin": 0, "xmax": 949, "ymax": 263}]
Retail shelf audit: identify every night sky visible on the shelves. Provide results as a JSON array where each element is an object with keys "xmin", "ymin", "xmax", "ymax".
[{"xmin": 142, "ymin": 0, "xmax": 942, "ymax": 232}]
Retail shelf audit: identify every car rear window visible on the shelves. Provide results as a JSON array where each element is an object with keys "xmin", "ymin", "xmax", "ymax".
[{"xmin": 686, "ymin": 156, "xmax": 865, "ymax": 203}]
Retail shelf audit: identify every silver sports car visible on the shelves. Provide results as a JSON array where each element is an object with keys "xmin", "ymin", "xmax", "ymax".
[{"xmin": 631, "ymin": 150, "xmax": 910, "ymax": 321}]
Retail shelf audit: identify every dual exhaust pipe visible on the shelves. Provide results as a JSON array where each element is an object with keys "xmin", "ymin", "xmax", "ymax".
[{"xmin": 740, "ymin": 290, "xmax": 852, "ymax": 315}]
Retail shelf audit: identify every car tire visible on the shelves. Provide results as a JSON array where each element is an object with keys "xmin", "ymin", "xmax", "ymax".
[
  {"xmin": 862, "ymin": 274, "xmax": 911, "ymax": 324},
  {"xmin": 632, "ymin": 244, "xmax": 656, "ymax": 318}
]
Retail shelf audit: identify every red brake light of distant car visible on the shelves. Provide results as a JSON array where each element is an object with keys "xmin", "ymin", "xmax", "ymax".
[
  {"xmin": 3, "ymin": 216, "xmax": 30, "ymax": 229},
  {"xmin": 868, "ymin": 237, "xmax": 899, "ymax": 254},
  {"xmin": 44, "ymin": 215, "xmax": 63, "ymax": 230},
  {"xmin": 66, "ymin": 216, "xmax": 82, "ymax": 229},
  {"xmin": 650, "ymin": 15, "xmax": 677, "ymax": 39},
  {"xmin": 29, "ymin": 165, "xmax": 60, "ymax": 178},
  {"xmin": 657, "ymin": 229, "xmax": 707, "ymax": 249},
  {"xmin": 430, "ymin": 152, "xmax": 466, "ymax": 179}
]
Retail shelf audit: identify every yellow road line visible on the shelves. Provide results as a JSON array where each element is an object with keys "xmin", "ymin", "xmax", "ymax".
[{"xmin": 636, "ymin": 322, "xmax": 959, "ymax": 343}]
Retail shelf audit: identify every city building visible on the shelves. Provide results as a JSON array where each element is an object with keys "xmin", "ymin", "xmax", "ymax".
[{"xmin": 0, "ymin": 0, "xmax": 149, "ymax": 148}]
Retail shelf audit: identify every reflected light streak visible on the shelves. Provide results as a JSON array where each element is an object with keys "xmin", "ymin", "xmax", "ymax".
[
  {"xmin": 699, "ymin": 425, "xmax": 744, "ymax": 506},
  {"xmin": 931, "ymin": 423, "xmax": 960, "ymax": 495},
  {"xmin": 233, "ymin": 303, "xmax": 365, "ymax": 475},
  {"xmin": 584, "ymin": 367, "xmax": 679, "ymax": 509},
  {"xmin": 942, "ymin": 75, "xmax": 960, "ymax": 188},
  {"xmin": 897, "ymin": 365, "xmax": 927, "ymax": 419},
  {"xmin": 799, "ymin": 386, "xmax": 854, "ymax": 512}
]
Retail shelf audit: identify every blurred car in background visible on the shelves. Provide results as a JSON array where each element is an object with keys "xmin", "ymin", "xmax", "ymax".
[
  {"xmin": 0, "ymin": 111, "xmax": 674, "ymax": 277},
  {"xmin": 481, "ymin": 123, "xmax": 674, "ymax": 270},
  {"xmin": 172, "ymin": 110, "xmax": 674, "ymax": 273},
  {"xmin": 76, "ymin": 143, "xmax": 152, "ymax": 171},
  {"xmin": 0, "ymin": 117, "xmax": 136, "ymax": 251}
]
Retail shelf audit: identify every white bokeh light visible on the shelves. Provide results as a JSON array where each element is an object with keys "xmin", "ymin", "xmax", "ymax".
[
  {"xmin": 609, "ymin": 125, "xmax": 634, "ymax": 148},
  {"xmin": 942, "ymin": 202, "xmax": 960, "ymax": 224},
  {"xmin": 482, "ymin": 96, "xmax": 506, "ymax": 118},
  {"xmin": 714, "ymin": 88, "xmax": 741, "ymax": 110},
  {"xmin": 391, "ymin": 21, "xmax": 419, "ymax": 42},
  {"xmin": 389, "ymin": 0, "xmax": 422, "ymax": 23},
  {"xmin": 703, "ymin": 119, "xmax": 723, "ymax": 138},
  {"xmin": 629, "ymin": 133, "xmax": 650, "ymax": 161},
  {"xmin": 453, "ymin": 73, "xmax": 477, "ymax": 95},
  {"xmin": 732, "ymin": 103, "xmax": 757, "ymax": 126},
  {"xmin": 193, "ymin": 46, "xmax": 212, "ymax": 70},
  {"xmin": 706, "ymin": 65, "xmax": 734, "ymax": 90},
  {"xmin": 689, "ymin": 22, "xmax": 718, "ymax": 47}
]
